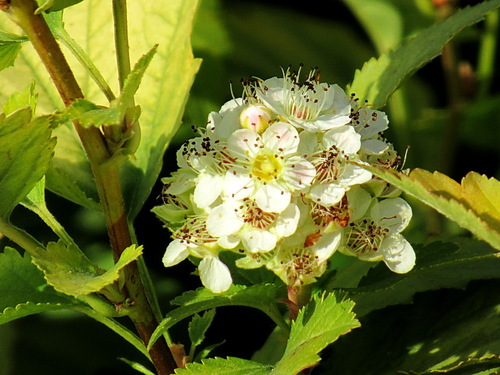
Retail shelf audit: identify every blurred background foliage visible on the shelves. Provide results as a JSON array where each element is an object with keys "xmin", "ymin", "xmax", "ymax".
[{"xmin": 2, "ymin": 0, "xmax": 499, "ymax": 374}]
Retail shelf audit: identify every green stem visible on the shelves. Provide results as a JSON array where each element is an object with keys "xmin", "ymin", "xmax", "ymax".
[
  {"xmin": 129, "ymin": 227, "xmax": 173, "ymax": 345},
  {"xmin": 477, "ymin": 9, "xmax": 499, "ymax": 99},
  {"xmin": 112, "ymin": 0, "xmax": 132, "ymax": 90},
  {"xmin": 0, "ymin": 216, "xmax": 44, "ymax": 255},
  {"xmin": 22, "ymin": 201, "xmax": 79, "ymax": 250},
  {"xmin": 3, "ymin": 2, "xmax": 177, "ymax": 374},
  {"xmin": 45, "ymin": 12, "xmax": 116, "ymax": 102},
  {"xmin": 72, "ymin": 305, "xmax": 151, "ymax": 361}
]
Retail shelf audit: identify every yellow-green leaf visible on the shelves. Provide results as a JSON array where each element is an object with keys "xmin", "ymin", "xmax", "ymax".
[{"xmin": 362, "ymin": 165, "xmax": 500, "ymax": 250}]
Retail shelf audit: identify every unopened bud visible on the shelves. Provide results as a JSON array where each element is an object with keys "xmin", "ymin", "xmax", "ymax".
[{"xmin": 240, "ymin": 105, "xmax": 273, "ymax": 133}]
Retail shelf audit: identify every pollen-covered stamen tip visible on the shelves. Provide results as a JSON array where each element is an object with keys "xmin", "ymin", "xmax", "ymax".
[{"xmin": 346, "ymin": 220, "xmax": 389, "ymax": 255}]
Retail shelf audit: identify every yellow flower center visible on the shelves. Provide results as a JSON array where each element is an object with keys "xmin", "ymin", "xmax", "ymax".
[{"xmin": 252, "ymin": 153, "xmax": 283, "ymax": 182}]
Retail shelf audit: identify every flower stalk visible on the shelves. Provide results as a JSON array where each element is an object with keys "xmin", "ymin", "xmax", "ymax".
[{"xmin": 2, "ymin": 1, "xmax": 177, "ymax": 373}]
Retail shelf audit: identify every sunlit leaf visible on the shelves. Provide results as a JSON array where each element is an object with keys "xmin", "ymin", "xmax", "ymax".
[
  {"xmin": 271, "ymin": 293, "xmax": 359, "ymax": 375},
  {"xmin": 35, "ymin": 0, "xmax": 83, "ymax": 13},
  {"xmin": 349, "ymin": 0, "xmax": 500, "ymax": 107},
  {"xmin": 0, "ymin": 1, "xmax": 200, "ymax": 216},
  {"xmin": 0, "ymin": 107, "xmax": 56, "ymax": 219},
  {"xmin": 175, "ymin": 356, "xmax": 272, "ymax": 375},
  {"xmin": 0, "ymin": 31, "xmax": 26, "ymax": 71},
  {"xmin": 31, "ymin": 240, "xmax": 143, "ymax": 297},
  {"xmin": 361, "ymin": 165, "xmax": 500, "ymax": 250}
]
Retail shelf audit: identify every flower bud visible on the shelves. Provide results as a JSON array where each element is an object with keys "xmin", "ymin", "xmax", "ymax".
[{"xmin": 239, "ymin": 104, "xmax": 273, "ymax": 133}]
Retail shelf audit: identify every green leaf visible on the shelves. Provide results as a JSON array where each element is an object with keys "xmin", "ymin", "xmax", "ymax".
[
  {"xmin": 149, "ymin": 284, "xmax": 286, "ymax": 350},
  {"xmin": 30, "ymin": 240, "xmax": 143, "ymax": 297},
  {"xmin": 345, "ymin": 240, "xmax": 500, "ymax": 317},
  {"xmin": 0, "ymin": 31, "xmax": 27, "ymax": 72},
  {"xmin": 2, "ymin": 81, "xmax": 37, "ymax": 116},
  {"xmin": 0, "ymin": 247, "xmax": 75, "ymax": 325},
  {"xmin": 175, "ymin": 357, "xmax": 272, "ymax": 375},
  {"xmin": 61, "ymin": 46, "xmax": 157, "ymax": 129},
  {"xmin": 320, "ymin": 279, "xmax": 500, "ymax": 375},
  {"xmin": 0, "ymin": 108, "xmax": 56, "ymax": 219},
  {"xmin": 0, "ymin": 1, "xmax": 200, "ymax": 214},
  {"xmin": 189, "ymin": 309, "xmax": 216, "ymax": 348},
  {"xmin": 35, "ymin": 0, "xmax": 84, "ymax": 13},
  {"xmin": 349, "ymin": 0, "xmax": 500, "ymax": 107},
  {"xmin": 271, "ymin": 293, "xmax": 360, "ymax": 375},
  {"xmin": 119, "ymin": 358, "xmax": 155, "ymax": 375},
  {"xmin": 361, "ymin": 166, "xmax": 500, "ymax": 251}
]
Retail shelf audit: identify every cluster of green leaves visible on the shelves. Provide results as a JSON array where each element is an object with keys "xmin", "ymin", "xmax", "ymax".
[{"xmin": 0, "ymin": 0, "xmax": 500, "ymax": 374}]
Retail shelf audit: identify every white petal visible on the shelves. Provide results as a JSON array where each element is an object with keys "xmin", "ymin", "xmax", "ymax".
[
  {"xmin": 357, "ymin": 108, "xmax": 388, "ymax": 138},
  {"xmin": 262, "ymin": 122, "xmax": 300, "ymax": 153},
  {"xmin": 340, "ymin": 164, "xmax": 372, "ymax": 186},
  {"xmin": 330, "ymin": 84, "xmax": 351, "ymax": 114},
  {"xmin": 380, "ymin": 235, "xmax": 416, "ymax": 273},
  {"xmin": 298, "ymin": 131, "xmax": 319, "ymax": 157},
  {"xmin": 309, "ymin": 184, "xmax": 346, "ymax": 206},
  {"xmin": 206, "ymin": 202, "xmax": 244, "ymax": 237},
  {"xmin": 346, "ymin": 186, "xmax": 373, "ymax": 222},
  {"xmin": 284, "ymin": 157, "xmax": 316, "ymax": 189},
  {"xmin": 307, "ymin": 114, "xmax": 351, "ymax": 131},
  {"xmin": 164, "ymin": 170, "xmax": 196, "ymax": 195},
  {"xmin": 312, "ymin": 230, "xmax": 341, "ymax": 262},
  {"xmin": 255, "ymin": 183, "xmax": 291, "ymax": 213},
  {"xmin": 371, "ymin": 197, "xmax": 413, "ymax": 233},
  {"xmin": 208, "ymin": 99, "xmax": 245, "ymax": 140},
  {"xmin": 223, "ymin": 172, "xmax": 253, "ymax": 200},
  {"xmin": 199, "ymin": 256, "xmax": 232, "ymax": 293},
  {"xmin": 163, "ymin": 240, "xmax": 189, "ymax": 267},
  {"xmin": 274, "ymin": 203, "xmax": 300, "ymax": 237},
  {"xmin": 228, "ymin": 128, "xmax": 262, "ymax": 157},
  {"xmin": 241, "ymin": 230, "xmax": 277, "ymax": 252},
  {"xmin": 236, "ymin": 255, "xmax": 265, "ymax": 269},
  {"xmin": 194, "ymin": 173, "xmax": 223, "ymax": 208},
  {"xmin": 361, "ymin": 139, "xmax": 389, "ymax": 155},
  {"xmin": 323, "ymin": 126, "xmax": 361, "ymax": 155},
  {"xmin": 217, "ymin": 235, "xmax": 240, "ymax": 249}
]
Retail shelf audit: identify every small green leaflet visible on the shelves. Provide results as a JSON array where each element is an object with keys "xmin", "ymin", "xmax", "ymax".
[
  {"xmin": 30, "ymin": 240, "xmax": 143, "ymax": 297},
  {"xmin": 348, "ymin": 0, "xmax": 500, "ymax": 108},
  {"xmin": 271, "ymin": 293, "xmax": 360, "ymax": 375},
  {"xmin": 149, "ymin": 284, "xmax": 286, "ymax": 350},
  {"xmin": 174, "ymin": 293, "xmax": 359, "ymax": 375},
  {"xmin": 0, "ymin": 247, "xmax": 76, "ymax": 325},
  {"xmin": 176, "ymin": 357, "xmax": 272, "ymax": 375},
  {"xmin": 362, "ymin": 165, "xmax": 500, "ymax": 251},
  {"xmin": 189, "ymin": 309, "xmax": 216, "ymax": 349},
  {"xmin": 59, "ymin": 45, "xmax": 157, "ymax": 129},
  {"xmin": 0, "ymin": 31, "xmax": 27, "ymax": 72}
]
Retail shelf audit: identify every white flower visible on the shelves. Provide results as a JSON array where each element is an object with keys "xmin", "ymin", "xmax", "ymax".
[
  {"xmin": 206, "ymin": 99, "xmax": 246, "ymax": 141},
  {"xmin": 268, "ymin": 227, "xmax": 342, "ymax": 287},
  {"xmin": 253, "ymin": 68, "xmax": 351, "ymax": 132},
  {"xmin": 350, "ymin": 106, "xmax": 390, "ymax": 155},
  {"xmin": 176, "ymin": 133, "xmax": 235, "ymax": 208},
  {"xmin": 303, "ymin": 126, "xmax": 372, "ymax": 206},
  {"xmin": 341, "ymin": 197, "xmax": 415, "ymax": 273},
  {"xmin": 206, "ymin": 198, "xmax": 300, "ymax": 253},
  {"xmin": 163, "ymin": 216, "xmax": 232, "ymax": 293},
  {"xmin": 224, "ymin": 122, "xmax": 316, "ymax": 213}
]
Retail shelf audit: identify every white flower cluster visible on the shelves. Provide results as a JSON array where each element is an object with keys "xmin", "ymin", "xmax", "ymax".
[{"xmin": 154, "ymin": 67, "xmax": 415, "ymax": 293}]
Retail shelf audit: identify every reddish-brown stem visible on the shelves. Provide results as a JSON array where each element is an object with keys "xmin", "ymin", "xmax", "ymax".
[{"xmin": 4, "ymin": 1, "xmax": 177, "ymax": 373}]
